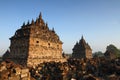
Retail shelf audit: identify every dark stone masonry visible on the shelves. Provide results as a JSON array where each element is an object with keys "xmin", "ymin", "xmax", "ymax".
[{"xmin": 72, "ymin": 36, "xmax": 92, "ymax": 59}]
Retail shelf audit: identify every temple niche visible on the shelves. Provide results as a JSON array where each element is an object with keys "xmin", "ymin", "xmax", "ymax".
[
  {"xmin": 7, "ymin": 13, "xmax": 66, "ymax": 66},
  {"xmin": 72, "ymin": 36, "xmax": 92, "ymax": 59}
]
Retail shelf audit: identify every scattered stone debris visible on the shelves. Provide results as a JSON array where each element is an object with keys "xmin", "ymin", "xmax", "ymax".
[
  {"xmin": 1, "ymin": 57, "xmax": 120, "ymax": 80},
  {"xmin": 0, "ymin": 60, "xmax": 30, "ymax": 80}
]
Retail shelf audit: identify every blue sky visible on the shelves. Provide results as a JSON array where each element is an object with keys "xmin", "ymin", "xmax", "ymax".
[{"xmin": 0, "ymin": 0, "xmax": 120, "ymax": 55}]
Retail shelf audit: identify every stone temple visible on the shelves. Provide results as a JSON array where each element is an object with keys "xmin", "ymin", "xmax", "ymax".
[
  {"xmin": 72, "ymin": 36, "xmax": 92, "ymax": 59},
  {"xmin": 7, "ymin": 13, "xmax": 66, "ymax": 66}
]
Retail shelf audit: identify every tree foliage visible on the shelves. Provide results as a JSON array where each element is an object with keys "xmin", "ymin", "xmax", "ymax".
[
  {"xmin": 106, "ymin": 44, "xmax": 120, "ymax": 57},
  {"xmin": 93, "ymin": 51, "xmax": 104, "ymax": 58}
]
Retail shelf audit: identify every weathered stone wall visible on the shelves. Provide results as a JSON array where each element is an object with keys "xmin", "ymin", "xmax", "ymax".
[
  {"xmin": 8, "ymin": 13, "xmax": 66, "ymax": 66},
  {"xmin": 27, "ymin": 37, "xmax": 64, "ymax": 66},
  {"xmin": 10, "ymin": 38, "xmax": 29, "ymax": 58},
  {"xmin": 85, "ymin": 49, "xmax": 92, "ymax": 59},
  {"xmin": 72, "ymin": 36, "xmax": 92, "ymax": 59}
]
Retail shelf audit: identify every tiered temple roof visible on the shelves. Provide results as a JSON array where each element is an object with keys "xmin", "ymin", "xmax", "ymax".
[
  {"xmin": 10, "ymin": 13, "xmax": 62, "ymax": 44},
  {"xmin": 7, "ymin": 12, "xmax": 65, "ymax": 66},
  {"xmin": 72, "ymin": 36, "xmax": 92, "ymax": 59},
  {"xmin": 73, "ymin": 36, "xmax": 92, "ymax": 51}
]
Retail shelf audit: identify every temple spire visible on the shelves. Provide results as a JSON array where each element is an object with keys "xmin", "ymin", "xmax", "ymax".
[
  {"xmin": 39, "ymin": 12, "xmax": 42, "ymax": 19},
  {"xmin": 52, "ymin": 27, "xmax": 55, "ymax": 33},
  {"xmin": 38, "ymin": 12, "xmax": 45, "ymax": 26},
  {"xmin": 27, "ymin": 20, "xmax": 30, "ymax": 25},
  {"xmin": 35, "ymin": 18, "xmax": 39, "ymax": 25},
  {"xmin": 81, "ymin": 35, "xmax": 84, "ymax": 40},
  {"xmin": 21, "ymin": 22, "xmax": 26, "ymax": 28},
  {"xmin": 23, "ymin": 22, "xmax": 25, "ymax": 26},
  {"xmin": 79, "ymin": 35, "xmax": 86, "ymax": 45},
  {"xmin": 31, "ymin": 19, "xmax": 34, "ymax": 25},
  {"xmin": 46, "ymin": 22, "xmax": 48, "ymax": 27}
]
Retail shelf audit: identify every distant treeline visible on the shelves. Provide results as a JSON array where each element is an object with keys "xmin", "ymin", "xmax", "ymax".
[{"xmin": 93, "ymin": 44, "xmax": 120, "ymax": 58}]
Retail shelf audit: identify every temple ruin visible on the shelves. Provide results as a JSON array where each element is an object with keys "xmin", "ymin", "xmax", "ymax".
[
  {"xmin": 72, "ymin": 36, "xmax": 92, "ymax": 59},
  {"xmin": 7, "ymin": 13, "xmax": 66, "ymax": 66}
]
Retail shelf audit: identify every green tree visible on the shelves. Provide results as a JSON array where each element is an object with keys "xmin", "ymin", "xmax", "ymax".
[
  {"xmin": 106, "ymin": 44, "xmax": 120, "ymax": 57},
  {"xmin": 93, "ymin": 51, "xmax": 104, "ymax": 58}
]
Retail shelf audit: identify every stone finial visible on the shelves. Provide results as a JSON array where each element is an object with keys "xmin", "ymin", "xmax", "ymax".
[
  {"xmin": 35, "ymin": 18, "xmax": 39, "ymax": 25},
  {"xmin": 31, "ymin": 19, "xmax": 34, "ymax": 25},
  {"xmin": 79, "ymin": 35, "xmax": 86, "ymax": 44},
  {"xmin": 27, "ymin": 20, "xmax": 30, "ymax": 25},
  {"xmin": 23, "ymin": 22, "xmax": 25, "ymax": 26},
  {"xmin": 38, "ymin": 12, "xmax": 45, "ymax": 26},
  {"xmin": 46, "ymin": 22, "xmax": 48, "ymax": 27},
  {"xmin": 52, "ymin": 27, "xmax": 55, "ymax": 32},
  {"xmin": 81, "ymin": 35, "xmax": 84, "ymax": 40},
  {"xmin": 45, "ymin": 22, "xmax": 49, "ymax": 30},
  {"xmin": 21, "ymin": 22, "xmax": 26, "ymax": 28},
  {"xmin": 39, "ymin": 12, "xmax": 42, "ymax": 19}
]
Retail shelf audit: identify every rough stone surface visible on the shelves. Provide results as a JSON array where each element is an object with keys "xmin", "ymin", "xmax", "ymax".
[
  {"xmin": 4, "ymin": 13, "xmax": 66, "ymax": 66},
  {"xmin": 72, "ymin": 36, "xmax": 92, "ymax": 59},
  {"xmin": 0, "ymin": 60, "xmax": 32, "ymax": 80}
]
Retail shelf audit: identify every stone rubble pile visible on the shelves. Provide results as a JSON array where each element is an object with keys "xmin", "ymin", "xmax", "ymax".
[
  {"xmin": 1, "ymin": 57, "xmax": 120, "ymax": 80},
  {"xmin": 0, "ymin": 60, "xmax": 31, "ymax": 80},
  {"xmin": 29, "ymin": 57, "xmax": 120, "ymax": 80}
]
